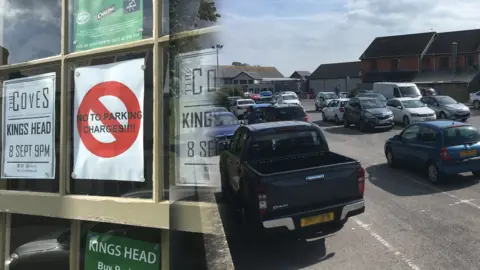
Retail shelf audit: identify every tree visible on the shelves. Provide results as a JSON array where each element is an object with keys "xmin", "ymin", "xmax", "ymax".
[{"xmin": 232, "ymin": 61, "xmax": 249, "ymax": 66}]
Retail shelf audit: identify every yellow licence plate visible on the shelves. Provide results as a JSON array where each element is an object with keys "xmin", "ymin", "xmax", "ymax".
[
  {"xmin": 300, "ymin": 212, "xmax": 334, "ymax": 227},
  {"xmin": 460, "ymin": 149, "xmax": 477, "ymax": 157}
]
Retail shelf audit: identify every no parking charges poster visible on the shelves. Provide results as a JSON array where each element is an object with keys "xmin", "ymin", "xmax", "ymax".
[
  {"xmin": 1, "ymin": 72, "xmax": 56, "ymax": 179},
  {"xmin": 73, "ymin": 58, "xmax": 144, "ymax": 181}
]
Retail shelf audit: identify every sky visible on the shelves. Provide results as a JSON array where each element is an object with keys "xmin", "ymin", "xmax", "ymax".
[{"xmin": 218, "ymin": 0, "xmax": 480, "ymax": 77}]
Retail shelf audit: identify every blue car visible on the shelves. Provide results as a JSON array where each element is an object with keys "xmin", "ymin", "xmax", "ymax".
[
  {"xmin": 384, "ymin": 120, "xmax": 480, "ymax": 184},
  {"xmin": 245, "ymin": 103, "xmax": 271, "ymax": 124},
  {"xmin": 204, "ymin": 112, "xmax": 241, "ymax": 153},
  {"xmin": 259, "ymin": 91, "xmax": 272, "ymax": 97}
]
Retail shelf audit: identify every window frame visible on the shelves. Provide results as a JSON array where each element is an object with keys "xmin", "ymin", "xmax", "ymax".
[{"xmin": 0, "ymin": 1, "xmax": 221, "ymax": 269}]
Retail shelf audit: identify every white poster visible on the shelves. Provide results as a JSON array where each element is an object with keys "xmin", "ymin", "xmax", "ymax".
[
  {"xmin": 1, "ymin": 72, "xmax": 56, "ymax": 179},
  {"xmin": 174, "ymin": 49, "xmax": 221, "ymax": 186},
  {"xmin": 73, "ymin": 58, "xmax": 145, "ymax": 181}
]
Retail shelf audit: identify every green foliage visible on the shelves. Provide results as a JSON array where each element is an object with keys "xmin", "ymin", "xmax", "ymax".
[{"xmin": 215, "ymin": 87, "xmax": 245, "ymax": 108}]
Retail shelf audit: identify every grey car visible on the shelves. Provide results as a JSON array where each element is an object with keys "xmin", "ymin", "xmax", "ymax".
[
  {"xmin": 343, "ymin": 97, "xmax": 394, "ymax": 132},
  {"xmin": 420, "ymin": 95, "xmax": 470, "ymax": 121}
]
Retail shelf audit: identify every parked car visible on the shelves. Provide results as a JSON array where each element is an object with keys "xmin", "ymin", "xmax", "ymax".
[
  {"xmin": 356, "ymin": 92, "xmax": 387, "ymax": 104},
  {"xmin": 256, "ymin": 96, "xmax": 276, "ymax": 104},
  {"xmin": 204, "ymin": 111, "xmax": 241, "ymax": 154},
  {"xmin": 227, "ymin": 96, "xmax": 243, "ymax": 108},
  {"xmin": 205, "ymin": 106, "xmax": 228, "ymax": 114},
  {"xmin": 386, "ymin": 98, "xmax": 436, "ymax": 127},
  {"xmin": 468, "ymin": 91, "xmax": 480, "ymax": 109},
  {"xmin": 343, "ymin": 97, "xmax": 394, "ymax": 132},
  {"xmin": 220, "ymin": 121, "xmax": 365, "ymax": 235},
  {"xmin": 315, "ymin": 92, "xmax": 338, "ymax": 111},
  {"xmin": 322, "ymin": 98, "xmax": 349, "ymax": 124},
  {"xmin": 373, "ymin": 82, "xmax": 422, "ymax": 100},
  {"xmin": 230, "ymin": 99, "xmax": 255, "ymax": 118},
  {"xmin": 420, "ymin": 95, "xmax": 470, "ymax": 121},
  {"xmin": 384, "ymin": 121, "xmax": 480, "ymax": 184},
  {"xmin": 279, "ymin": 91, "xmax": 298, "ymax": 98},
  {"xmin": 264, "ymin": 104, "xmax": 310, "ymax": 122},
  {"xmin": 277, "ymin": 93, "xmax": 301, "ymax": 105},
  {"xmin": 419, "ymin": 87, "xmax": 437, "ymax": 96},
  {"xmin": 251, "ymin": 93, "xmax": 261, "ymax": 101},
  {"xmin": 339, "ymin": 92, "xmax": 349, "ymax": 98},
  {"xmin": 260, "ymin": 91, "xmax": 273, "ymax": 97}
]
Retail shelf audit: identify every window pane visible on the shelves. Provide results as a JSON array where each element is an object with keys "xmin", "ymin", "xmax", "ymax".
[
  {"xmin": 8, "ymin": 214, "xmax": 70, "ymax": 270},
  {"xmin": 80, "ymin": 221, "xmax": 162, "ymax": 270},
  {"xmin": 68, "ymin": 50, "xmax": 153, "ymax": 198},
  {"xmin": 168, "ymin": 0, "xmax": 221, "ymax": 35},
  {"xmin": 166, "ymin": 31, "xmax": 222, "ymax": 202},
  {"xmin": 0, "ymin": 65, "xmax": 61, "ymax": 192},
  {"xmin": 68, "ymin": 0, "xmax": 153, "ymax": 52},
  {"xmin": 0, "ymin": 0, "xmax": 61, "ymax": 65}
]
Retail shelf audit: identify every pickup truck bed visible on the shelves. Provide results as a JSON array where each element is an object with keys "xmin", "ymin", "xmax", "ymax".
[{"xmin": 248, "ymin": 152, "xmax": 356, "ymax": 175}]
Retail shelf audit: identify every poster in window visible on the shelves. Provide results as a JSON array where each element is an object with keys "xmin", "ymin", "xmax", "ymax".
[
  {"xmin": 73, "ymin": 0, "xmax": 143, "ymax": 52},
  {"xmin": 1, "ymin": 72, "xmax": 56, "ymax": 179}
]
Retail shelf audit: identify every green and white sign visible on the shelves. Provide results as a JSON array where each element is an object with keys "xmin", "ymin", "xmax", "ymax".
[
  {"xmin": 84, "ymin": 232, "xmax": 160, "ymax": 270},
  {"xmin": 73, "ymin": 0, "xmax": 143, "ymax": 52}
]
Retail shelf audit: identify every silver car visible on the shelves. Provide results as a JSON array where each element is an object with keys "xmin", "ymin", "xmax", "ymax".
[
  {"xmin": 420, "ymin": 95, "xmax": 470, "ymax": 121},
  {"xmin": 315, "ymin": 92, "xmax": 338, "ymax": 111}
]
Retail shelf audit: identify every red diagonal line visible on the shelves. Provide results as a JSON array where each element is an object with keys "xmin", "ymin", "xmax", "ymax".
[{"xmin": 89, "ymin": 98, "xmax": 125, "ymax": 141}]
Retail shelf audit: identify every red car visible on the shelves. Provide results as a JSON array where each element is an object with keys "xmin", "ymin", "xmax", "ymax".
[{"xmin": 251, "ymin": 93, "xmax": 260, "ymax": 100}]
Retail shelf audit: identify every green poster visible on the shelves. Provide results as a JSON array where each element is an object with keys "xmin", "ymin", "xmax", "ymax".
[
  {"xmin": 74, "ymin": 0, "xmax": 144, "ymax": 52},
  {"xmin": 84, "ymin": 232, "xmax": 161, "ymax": 270}
]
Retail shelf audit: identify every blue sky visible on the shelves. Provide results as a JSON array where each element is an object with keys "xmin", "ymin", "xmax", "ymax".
[{"xmin": 218, "ymin": 0, "xmax": 480, "ymax": 76}]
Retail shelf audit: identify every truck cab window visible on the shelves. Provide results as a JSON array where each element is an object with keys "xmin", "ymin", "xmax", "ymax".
[{"xmin": 394, "ymin": 88, "xmax": 401, "ymax": 97}]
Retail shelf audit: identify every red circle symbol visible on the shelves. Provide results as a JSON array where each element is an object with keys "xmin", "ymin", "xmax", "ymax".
[{"xmin": 77, "ymin": 81, "xmax": 141, "ymax": 158}]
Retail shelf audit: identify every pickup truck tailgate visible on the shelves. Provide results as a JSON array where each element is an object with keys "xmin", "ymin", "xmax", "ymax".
[{"xmin": 256, "ymin": 161, "xmax": 360, "ymax": 215}]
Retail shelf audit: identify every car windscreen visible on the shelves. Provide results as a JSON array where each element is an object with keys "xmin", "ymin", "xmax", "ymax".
[
  {"xmin": 360, "ymin": 99, "xmax": 386, "ymax": 109},
  {"xmin": 275, "ymin": 107, "xmax": 306, "ymax": 120},
  {"xmin": 282, "ymin": 95, "xmax": 297, "ymax": 100},
  {"xmin": 248, "ymin": 130, "xmax": 326, "ymax": 160},
  {"xmin": 399, "ymin": 86, "xmax": 421, "ymax": 97},
  {"xmin": 324, "ymin": 93, "xmax": 338, "ymax": 99},
  {"xmin": 212, "ymin": 114, "xmax": 239, "ymax": 126},
  {"xmin": 402, "ymin": 99, "xmax": 425, "ymax": 108},
  {"xmin": 436, "ymin": 96, "xmax": 457, "ymax": 105},
  {"xmin": 443, "ymin": 126, "xmax": 480, "ymax": 147},
  {"xmin": 238, "ymin": 100, "xmax": 255, "ymax": 105}
]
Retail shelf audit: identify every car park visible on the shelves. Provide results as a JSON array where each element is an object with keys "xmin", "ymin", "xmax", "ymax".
[
  {"xmin": 220, "ymin": 121, "xmax": 365, "ymax": 235},
  {"xmin": 277, "ymin": 93, "xmax": 301, "ymax": 105},
  {"xmin": 386, "ymin": 98, "xmax": 436, "ymax": 127},
  {"xmin": 204, "ymin": 111, "xmax": 241, "ymax": 154},
  {"xmin": 322, "ymin": 98, "xmax": 349, "ymax": 124},
  {"xmin": 344, "ymin": 97, "xmax": 394, "ymax": 131},
  {"xmin": 230, "ymin": 99, "xmax": 256, "ymax": 118},
  {"xmin": 315, "ymin": 92, "xmax": 338, "ymax": 111},
  {"xmin": 384, "ymin": 121, "xmax": 480, "ymax": 184},
  {"xmin": 373, "ymin": 82, "xmax": 422, "ymax": 100},
  {"xmin": 264, "ymin": 104, "xmax": 310, "ymax": 122},
  {"xmin": 420, "ymin": 95, "xmax": 470, "ymax": 121}
]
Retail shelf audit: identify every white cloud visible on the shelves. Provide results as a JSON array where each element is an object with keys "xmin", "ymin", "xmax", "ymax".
[{"xmin": 219, "ymin": 0, "xmax": 480, "ymax": 76}]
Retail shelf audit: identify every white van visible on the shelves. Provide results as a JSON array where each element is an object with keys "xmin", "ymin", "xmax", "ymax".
[{"xmin": 373, "ymin": 82, "xmax": 422, "ymax": 100}]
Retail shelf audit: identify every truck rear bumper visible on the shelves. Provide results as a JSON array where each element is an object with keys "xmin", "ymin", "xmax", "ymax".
[{"xmin": 262, "ymin": 199, "xmax": 365, "ymax": 231}]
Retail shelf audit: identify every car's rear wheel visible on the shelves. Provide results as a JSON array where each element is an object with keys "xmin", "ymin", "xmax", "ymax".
[
  {"xmin": 427, "ymin": 162, "xmax": 443, "ymax": 185},
  {"xmin": 439, "ymin": 112, "xmax": 447, "ymax": 119},
  {"xmin": 474, "ymin": 100, "xmax": 480, "ymax": 109},
  {"xmin": 385, "ymin": 148, "xmax": 396, "ymax": 168},
  {"xmin": 335, "ymin": 115, "xmax": 340, "ymax": 124},
  {"xmin": 403, "ymin": 116, "xmax": 410, "ymax": 127},
  {"xmin": 359, "ymin": 120, "xmax": 366, "ymax": 132}
]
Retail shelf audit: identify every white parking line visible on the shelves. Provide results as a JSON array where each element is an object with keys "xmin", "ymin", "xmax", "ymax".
[{"xmin": 355, "ymin": 219, "xmax": 421, "ymax": 270}]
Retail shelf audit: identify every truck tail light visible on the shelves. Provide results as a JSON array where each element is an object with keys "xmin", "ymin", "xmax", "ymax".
[
  {"xmin": 440, "ymin": 147, "xmax": 452, "ymax": 160},
  {"xmin": 339, "ymin": 107, "xmax": 345, "ymax": 113},
  {"xmin": 357, "ymin": 165, "xmax": 365, "ymax": 196},
  {"xmin": 257, "ymin": 184, "xmax": 267, "ymax": 215}
]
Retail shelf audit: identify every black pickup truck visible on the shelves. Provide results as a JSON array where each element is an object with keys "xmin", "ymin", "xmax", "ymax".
[{"xmin": 220, "ymin": 121, "xmax": 365, "ymax": 234}]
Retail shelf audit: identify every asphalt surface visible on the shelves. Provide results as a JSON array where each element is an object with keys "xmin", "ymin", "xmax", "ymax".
[{"xmin": 216, "ymin": 100, "xmax": 480, "ymax": 270}]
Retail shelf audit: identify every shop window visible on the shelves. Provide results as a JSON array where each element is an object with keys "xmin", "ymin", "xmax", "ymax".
[
  {"xmin": 248, "ymin": 80, "xmax": 253, "ymax": 84},
  {"xmin": 166, "ymin": 31, "xmax": 223, "ymax": 202},
  {"xmin": 68, "ymin": 0, "xmax": 153, "ymax": 52},
  {"xmin": 79, "ymin": 221, "xmax": 162, "ymax": 270},
  {"xmin": 239, "ymin": 80, "xmax": 247, "ymax": 84},
  {"xmin": 8, "ymin": 214, "xmax": 70, "ymax": 270},
  {"xmin": 68, "ymin": 50, "xmax": 154, "ymax": 198},
  {"xmin": 0, "ymin": 0, "xmax": 61, "ymax": 65},
  {"xmin": 0, "ymin": 65, "xmax": 61, "ymax": 193}
]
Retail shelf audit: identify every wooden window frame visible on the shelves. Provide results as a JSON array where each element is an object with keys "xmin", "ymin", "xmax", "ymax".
[{"xmin": 0, "ymin": 0, "xmax": 221, "ymax": 269}]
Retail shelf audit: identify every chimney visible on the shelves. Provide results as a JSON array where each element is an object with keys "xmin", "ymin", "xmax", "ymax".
[{"xmin": 452, "ymin": 42, "xmax": 458, "ymax": 73}]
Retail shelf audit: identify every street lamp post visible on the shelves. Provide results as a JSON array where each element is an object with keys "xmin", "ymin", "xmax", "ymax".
[{"xmin": 212, "ymin": 44, "xmax": 223, "ymax": 93}]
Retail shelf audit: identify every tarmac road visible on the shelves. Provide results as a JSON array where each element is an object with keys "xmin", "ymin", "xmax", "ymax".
[{"xmin": 215, "ymin": 101, "xmax": 480, "ymax": 270}]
